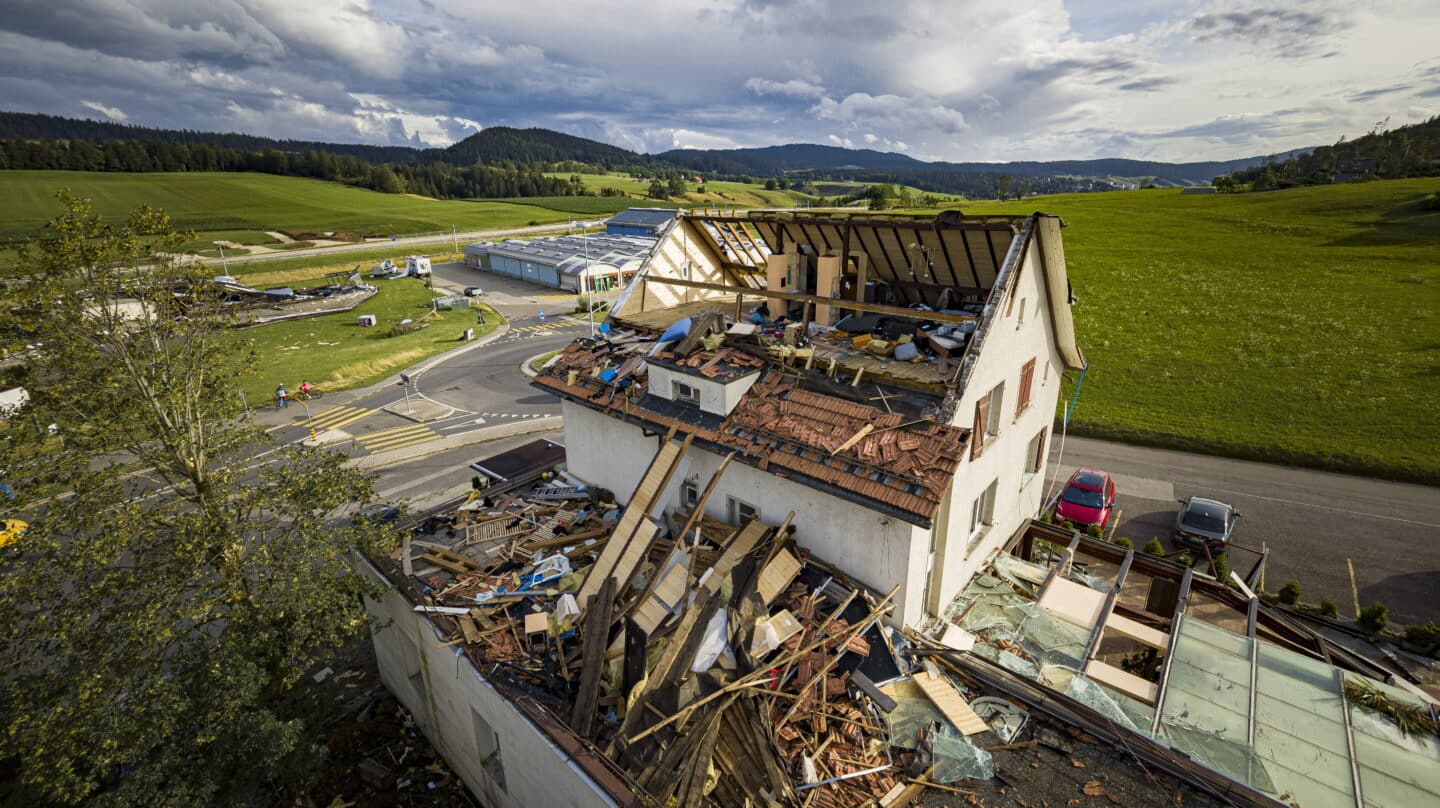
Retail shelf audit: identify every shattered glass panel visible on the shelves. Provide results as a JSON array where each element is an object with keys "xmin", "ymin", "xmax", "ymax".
[
  {"xmin": 997, "ymin": 650, "xmax": 1039, "ymax": 679},
  {"xmin": 1347, "ymin": 682, "xmax": 1440, "ymax": 808},
  {"xmin": 1009, "ymin": 602, "xmax": 1089, "ymax": 669},
  {"xmin": 881, "ymin": 682, "xmax": 944, "ymax": 750},
  {"xmin": 992, "ymin": 553, "xmax": 1049, "ymax": 593},
  {"xmin": 931, "ymin": 726, "xmax": 994, "ymax": 783},
  {"xmin": 1157, "ymin": 721, "xmax": 1276, "ymax": 794},
  {"xmin": 1064, "ymin": 672, "xmax": 1143, "ymax": 735},
  {"xmin": 1253, "ymin": 643, "xmax": 1353, "ymax": 808},
  {"xmin": 1158, "ymin": 617, "xmax": 1254, "ymax": 783}
]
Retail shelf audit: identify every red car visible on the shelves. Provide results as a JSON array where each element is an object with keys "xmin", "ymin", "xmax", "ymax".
[{"xmin": 1054, "ymin": 468, "xmax": 1116, "ymax": 528}]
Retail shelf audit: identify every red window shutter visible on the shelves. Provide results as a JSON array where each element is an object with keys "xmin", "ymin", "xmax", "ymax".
[
  {"xmin": 1018, "ymin": 358, "xmax": 1036, "ymax": 415},
  {"xmin": 1034, "ymin": 427, "xmax": 1048, "ymax": 472},
  {"xmin": 972, "ymin": 394, "xmax": 990, "ymax": 459}
]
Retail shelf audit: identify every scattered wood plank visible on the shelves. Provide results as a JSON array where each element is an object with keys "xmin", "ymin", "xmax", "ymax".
[
  {"xmin": 912, "ymin": 671, "xmax": 988, "ymax": 736},
  {"xmin": 571, "ymin": 578, "xmax": 616, "ymax": 738}
]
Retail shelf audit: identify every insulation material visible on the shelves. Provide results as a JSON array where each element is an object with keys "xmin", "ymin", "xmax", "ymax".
[{"xmin": 690, "ymin": 607, "xmax": 730, "ymax": 673}]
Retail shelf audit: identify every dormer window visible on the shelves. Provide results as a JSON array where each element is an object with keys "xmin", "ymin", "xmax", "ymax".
[{"xmin": 674, "ymin": 381, "xmax": 699, "ymax": 406}]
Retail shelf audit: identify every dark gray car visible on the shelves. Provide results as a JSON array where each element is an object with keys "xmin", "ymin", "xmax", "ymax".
[{"xmin": 1173, "ymin": 496, "xmax": 1241, "ymax": 551}]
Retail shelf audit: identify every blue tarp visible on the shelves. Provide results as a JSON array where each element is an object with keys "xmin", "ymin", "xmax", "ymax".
[{"xmin": 660, "ymin": 317, "xmax": 693, "ymax": 342}]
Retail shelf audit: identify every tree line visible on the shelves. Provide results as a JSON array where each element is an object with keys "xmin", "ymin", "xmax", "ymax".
[
  {"xmin": 1212, "ymin": 115, "xmax": 1440, "ymax": 192},
  {"xmin": 0, "ymin": 136, "xmax": 595, "ymax": 198}
]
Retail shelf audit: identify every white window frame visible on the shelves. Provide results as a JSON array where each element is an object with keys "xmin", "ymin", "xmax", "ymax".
[
  {"xmin": 985, "ymin": 382, "xmax": 1004, "ymax": 440},
  {"xmin": 1016, "ymin": 298, "xmax": 1027, "ymax": 327},
  {"xmin": 1023, "ymin": 429, "xmax": 1046, "ymax": 482},
  {"xmin": 968, "ymin": 479, "xmax": 997, "ymax": 538},
  {"xmin": 728, "ymin": 496, "xmax": 759, "ymax": 526},
  {"xmin": 680, "ymin": 480, "xmax": 700, "ymax": 509},
  {"xmin": 674, "ymin": 380, "xmax": 699, "ymax": 406}
]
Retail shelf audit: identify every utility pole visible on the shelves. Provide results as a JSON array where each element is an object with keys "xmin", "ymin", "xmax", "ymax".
[
  {"xmin": 213, "ymin": 242, "xmax": 229, "ymax": 273},
  {"xmin": 298, "ymin": 398, "xmax": 317, "ymax": 443}
]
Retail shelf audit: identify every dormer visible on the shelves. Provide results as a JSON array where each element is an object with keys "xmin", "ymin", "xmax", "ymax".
[{"xmin": 645, "ymin": 350, "xmax": 763, "ymax": 417}]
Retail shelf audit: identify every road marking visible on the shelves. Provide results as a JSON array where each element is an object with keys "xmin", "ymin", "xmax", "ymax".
[
  {"xmin": 307, "ymin": 405, "xmax": 373, "ymax": 430},
  {"xmin": 355, "ymin": 424, "xmax": 440, "ymax": 453},
  {"xmin": 1108, "ymin": 473, "xmax": 1175, "ymax": 502},
  {"xmin": 1193, "ymin": 484, "xmax": 1440, "ymax": 529}
]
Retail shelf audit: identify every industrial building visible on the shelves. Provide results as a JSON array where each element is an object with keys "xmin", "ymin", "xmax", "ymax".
[
  {"xmin": 461, "ymin": 233, "xmax": 656, "ymax": 294},
  {"xmin": 603, "ymin": 207, "xmax": 677, "ymax": 237}
]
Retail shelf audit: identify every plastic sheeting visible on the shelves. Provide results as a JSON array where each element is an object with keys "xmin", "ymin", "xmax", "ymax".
[{"xmin": 931, "ymin": 726, "xmax": 995, "ymax": 784}]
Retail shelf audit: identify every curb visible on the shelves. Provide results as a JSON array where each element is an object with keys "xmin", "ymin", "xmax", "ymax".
[
  {"xmin": 345, "ymin": 416, "xmax": 563, "ymax": 471},
  {"xmin": 520, "ymin": 349, "xmax": 559, "ymax": 379}
]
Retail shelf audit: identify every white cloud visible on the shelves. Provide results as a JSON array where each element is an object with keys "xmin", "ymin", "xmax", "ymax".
[
  {"xmin": 812, "ymin": 93, "xmax": 968, "ymax": 135},
  {"xmin": 744, "ymin": 77, "xmax": 825, "ymax": 99},
  {"xmin": 81, "ymin": 100, "xmax": 126, "ymax": 120}
]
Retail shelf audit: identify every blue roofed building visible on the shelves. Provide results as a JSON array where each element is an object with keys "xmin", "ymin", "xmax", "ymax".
[{"xmin": 604, "ymin": 207, "xmax": 678, "ymax": 237}]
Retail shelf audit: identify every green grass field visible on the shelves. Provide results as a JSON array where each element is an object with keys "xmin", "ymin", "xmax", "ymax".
[
  {"xmin": 233, "ymin": 277, "xmax": 498, "ymax": 405},
  {"xmin": 930, "ymin": 179, "xmax": 1440, "ymax": 482},
  {"xmin": 543, "ymin": 172, "xmax": 816, "ymax": 208},
  {"xmin": 0, "ymin": 171, "xmax": 589, "ymax": 258}
]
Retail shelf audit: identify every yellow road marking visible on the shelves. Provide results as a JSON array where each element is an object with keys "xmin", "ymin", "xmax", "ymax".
[
  {"xmin": 365, "ymin": 434, "xmax": 441, "ymax": 453},
  {"xmin": 308, "ymin": 406, "xmax": 372, "ymax": 430},
  {"xmin": 356, "ymin": 422, "xmax": 434, "ymax": 441},
  {"xmin": 356, "ymin": 424, "xmax": 439, "ymax": 452}
]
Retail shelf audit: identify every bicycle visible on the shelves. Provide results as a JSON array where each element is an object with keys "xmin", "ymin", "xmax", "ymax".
[{"xmin": 295, "ymin": 388, "xmax": 323, "ymax": 402}]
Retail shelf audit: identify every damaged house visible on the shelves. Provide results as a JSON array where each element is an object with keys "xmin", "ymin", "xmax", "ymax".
[{"xmin": 358, "ymin": 210, "xmax": 1440, "ymax": 807}]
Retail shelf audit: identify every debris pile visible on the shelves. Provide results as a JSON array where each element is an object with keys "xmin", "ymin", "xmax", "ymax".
[{"xmin": 385, "ymin": 436, "xmax": 1026, "ymax": 806}]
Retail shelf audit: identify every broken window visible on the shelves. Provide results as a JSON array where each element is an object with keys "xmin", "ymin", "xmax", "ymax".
[
  {"xmin": 674, "ymin": 381, "xmax": 699, "ymax": 406},
  {"xmin": 728, "ymin": 496, "xmax": 759, "ymax": 526},
  {"xmin": 680, "ymin": 481, "xmax": 700, "ymax": 509},
  {"xmin": 471, "ymin": 707, "xmax": 507, "ymax": 792}
]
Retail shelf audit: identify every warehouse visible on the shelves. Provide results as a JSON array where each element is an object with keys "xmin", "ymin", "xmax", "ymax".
[
  {"xmin": 462, "ymin": 234, "xmax": 656, "ymax": 293},
  {"xmin": 603, "ymin": 207, "xmax": 677, "ymax": 237}
]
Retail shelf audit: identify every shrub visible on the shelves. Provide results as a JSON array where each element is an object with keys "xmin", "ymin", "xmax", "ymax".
[
  {"xmin": 1404, "ymin": 621, "xmax": 1440, "ymax": 648},
  {"xmin": 1278, "ymin": 580, "xmax": 1303, "ymax": 605},
  {"xmin": 1177, "ymin": 553, "xmax": 1193, "ymax": 567},
  {"xmin": 1210, "ymin": 552, "xmax": 1230, "ymax": 583},
  {"xmin": 1143, "ymin": 538, "xmax": 1165, "ymax": 556},
  {"xmin": 1358, "ymin": 602, "xmax": 1389, "ymax": 633},
  {"xmin": 1058, "ymin": 519, "xmax": 1075, "ymax": 531},
  {"xmin": 1086, "ymin": 523, "xmax": 1105, "ymax": 539},
  {"xmin": 1319, "ymin": 599, "xmax": 1339, "ymax": 618},
  {"xmin": 1114, "ymin": 537, "xmax": 1134, "ymax": 550}
]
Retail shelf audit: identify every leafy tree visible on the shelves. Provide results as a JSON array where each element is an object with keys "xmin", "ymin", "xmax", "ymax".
[
  {"xmin": 667, "ymin": 174, "xmax": 687, "ymax": 196},
  {"xmin": 997, "ymin": 174, "xmax": 1013, "ymax": 200},
  {"xmin": 0, "ymin": 193, "xmax": 386, "ymax": 805},
  {"xmin": 647, "ymin": 178, "xmax": 668, "ymax": 199},
  {"xmin": 764, "ymin": 178, "xmax": 777, "ymax": 191}
]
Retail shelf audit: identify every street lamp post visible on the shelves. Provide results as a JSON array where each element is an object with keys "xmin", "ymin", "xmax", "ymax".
[
  {"xmin": 213, "ymin": 241, "xmax": 228, "ymax": 273},
  {"xmin": 583, "ymin": 236, "xmax": 595, "ymax": 338},
  {"xmin": 297, "ymin": 398, "xmax": 317, "ymax": 443}
]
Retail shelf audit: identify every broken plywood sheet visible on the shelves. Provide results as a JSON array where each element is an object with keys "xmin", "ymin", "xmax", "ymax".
[
  {"xmin": 576, "ymin": 438, "xmax": 685, "ymax": 608},
  {"xmin": 1039, "ymin": 576, "xmax": 1107, "ymax": 629},
  {"xmin": 757, "ymin": 547, "xmax": 802, "ymax": 605},
  {"xmin": 913, "ymin": 671, "xmax": 988, "ymax": 736},
  {"xmin": 633, "ymin": 560, "xmax": 688, "ymax": 634}
]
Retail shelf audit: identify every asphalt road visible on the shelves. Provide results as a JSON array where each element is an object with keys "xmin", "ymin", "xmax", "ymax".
[
  {"xmin": 1047, "ymin": 434, "xmax": 1440, "ymax": 625},
  {"xmin": 204, "ymin": 222, "xmax": 583, "ymax": 267}
]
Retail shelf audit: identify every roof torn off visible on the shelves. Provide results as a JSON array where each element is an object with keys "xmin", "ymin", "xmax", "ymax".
[
  {"xmin": 911, "ymin": 521, "xmax": 1440, "ymax": 808},
  {"xmin": 532, "ymin": 312, "xmax": 969, "ymax": 526},
  {"xmin": 376, "ymin": 439, "xmax": 1239, "ymax": 807}
]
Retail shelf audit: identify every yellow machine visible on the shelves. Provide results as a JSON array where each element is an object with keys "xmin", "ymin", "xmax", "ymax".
[{"xmin": 0, "ymin": 518, "xmax": 27, "ymax": 550}]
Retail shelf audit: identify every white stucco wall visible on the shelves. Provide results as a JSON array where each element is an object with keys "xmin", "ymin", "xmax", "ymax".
[
  {"xmin": 559, "ymin": 401, "xmax": 930, "ymax": 625},
  {"xmin": 364, "ymin": 573, "xmax": 619, "ymax": 808},
  {"xmin": 647, "ymin": 364, "xmax": 758, "ymax": 416},
  {"xmin": 933, "ymin": 236, "xmax": 1067, "ymax": 613}
]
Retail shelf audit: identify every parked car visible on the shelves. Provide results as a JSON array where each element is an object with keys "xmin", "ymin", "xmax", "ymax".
[
  {"xmin": 1173, "ymin": 496, "xmax": 1241, "ymax": 552},
  {"xmin": 464, "ymin": 286, "xmax": 484, "ymax": 297},
  {"xmin": 1, "ymin": 518, "xmax": 28, "ymax": 550},
  {"xmin": 1054, "ymin": 468, "xmax": 1115, "ymax": 528},
  {"xmin": 353, "ymin": 503, "xmax": 400, "ymax": 526}
]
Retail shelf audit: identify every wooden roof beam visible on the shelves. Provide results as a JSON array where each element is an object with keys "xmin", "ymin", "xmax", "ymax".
[{"xmin": 637, "ymin": 275, "xmax": 985, "ymax": 326}]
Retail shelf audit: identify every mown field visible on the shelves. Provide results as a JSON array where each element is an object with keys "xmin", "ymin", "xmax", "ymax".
[
  {"xmin": 543, "ymin": 171, "xmax": 816, "ymax": 208},
  {"xmin": 937, "ymin": 179, "xmax": 1440, "ymax": 482},
  {"xmin": 233, "ymin": 276, "xmax": 497, "ymax": 405},
  {"xmin": 0, "ymin": 171, "xmax": 591, "ymax": 260}
]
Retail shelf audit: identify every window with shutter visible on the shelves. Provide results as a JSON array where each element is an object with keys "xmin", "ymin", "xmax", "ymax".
[
  {"xmin": 971, "ymin": 393, "xmax": 990, "ymax": 459},
  {"xmin": 1017, "ymin": 358, "xmax": 1036, "ymax": 415}
]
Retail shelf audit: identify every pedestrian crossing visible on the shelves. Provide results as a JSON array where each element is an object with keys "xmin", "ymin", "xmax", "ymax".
[
  {"xmin": 307, "ymin": 405, "xmax": 374, "ymax": 431},
  {"xmin": 502, "ymin": 321, "xmax": 585, "ymax": 340},
  {"xmin": 476, "ymin": 412, "xmax": 552, "ymax": 420},
  {"xmin": 353, "ymin": 423, "xmax": 440, "ymax": 453}
]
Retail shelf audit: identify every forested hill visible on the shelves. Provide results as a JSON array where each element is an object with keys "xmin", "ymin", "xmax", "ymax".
[
  {"xmin": 440, "ymin": 127, "xmax": 650, "ymax": 169},
  {"xmin": 1216, "ymin": 115, "xmax": 1440, "ymax": 190},
  {"xmin": 0, "ymin": 111, "xmax": 423, "ymax": 164},
  {"xmin": 659, "ymin": 143, "xmax": 1282, "ymax": 186}
]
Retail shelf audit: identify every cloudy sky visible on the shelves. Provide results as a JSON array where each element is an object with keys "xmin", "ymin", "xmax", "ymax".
[{"xmin": 2, "ymin": 0, "xmax": 1437, "ymax": 163}]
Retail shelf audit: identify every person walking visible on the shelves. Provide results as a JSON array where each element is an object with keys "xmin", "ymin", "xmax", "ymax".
[
  {"xmin": 275, "ymin": 383, "xmax": 288, "ymax": 409},
  {"xmin": 476, "ymin": 310, "xmax": 486, "ymax": 326}
]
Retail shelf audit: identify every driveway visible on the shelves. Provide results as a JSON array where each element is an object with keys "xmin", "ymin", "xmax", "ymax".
[{"xmin": 1047, "ymin": 434, "xmax": 1440, "ymax": 625}]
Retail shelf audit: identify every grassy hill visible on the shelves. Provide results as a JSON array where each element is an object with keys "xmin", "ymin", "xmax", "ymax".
[
  {"xmin": 0, "ymin": 171, "xmax": 590, "ymax": 262},
  {"xmin": 934, "ymin": 179, "xmax": 1440, "ymax": 482},
  {"xmin": 543, "ymin": 172, "xmax": 816, "ymax": 208}
]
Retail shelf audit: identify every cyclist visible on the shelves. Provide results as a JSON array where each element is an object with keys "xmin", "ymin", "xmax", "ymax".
[
  {"xmin": 298, "ymin": 380, "xmax": 313, "ymax": 400},
  {"xmin": 275, "ymin": 383, "xmax": 288, "ymax": 409}
]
